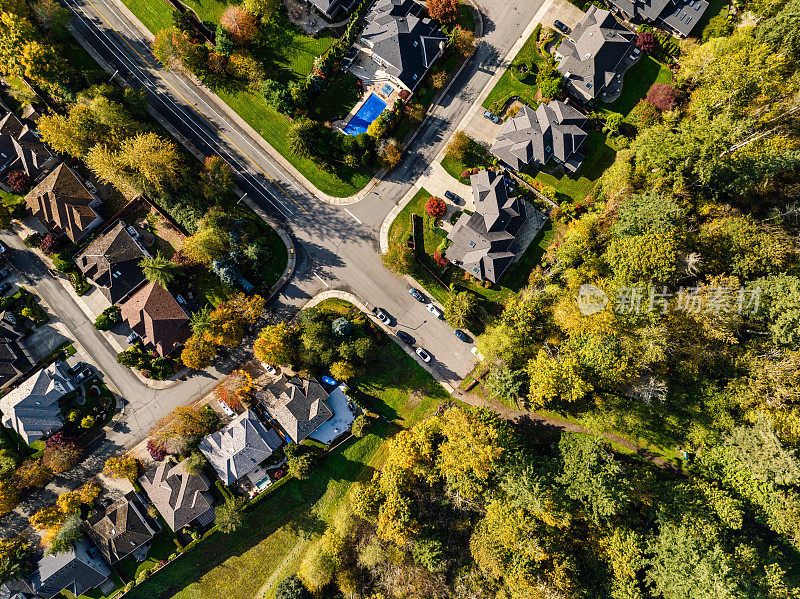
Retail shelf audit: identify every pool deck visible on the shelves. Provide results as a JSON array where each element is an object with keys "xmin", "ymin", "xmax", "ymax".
[{"xmin": 336, "ymin": 48, "xmax": 403, "ymax": 134}]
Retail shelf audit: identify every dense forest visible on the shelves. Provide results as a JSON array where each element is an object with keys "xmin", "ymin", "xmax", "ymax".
[{"xmin": 275, "ymin": 2, "xmax": 800, "ymax": 598}]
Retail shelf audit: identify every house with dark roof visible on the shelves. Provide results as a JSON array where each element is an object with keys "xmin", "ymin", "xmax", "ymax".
[
  {"xmin": 139, "ymin": 460, "xmax": 216, "ymax": 531},
  {"xmin": 199, "ymin": 410, "xmax": 283, "ymax": 485},
  {"xmin": 24, "ymin": 163, "xmax": 103, "ymax": 242},
  {"xmin": 257, "ymin": 376, "xmax": 333, "ymax": 443},
  {"xmin": 0, "ymin": 111, "xmax": 56, "ymax": 180},
  {"xmin": 28, "ymin": 539, "xmax": 110, "ymax": 599},
  {"xmin": 445, "ymin": 170, "xmax": 527, "ymax": 283},
  {"xmin": 491, "ymin": 101, "xmax": 589, "ymax": 173},
  {"xmin": 555, "ymin": 6, "xmax": 635, "ymax": 102},
  {"xmin": 84, "ymin": 491, "xmax": 161, "ymax": 564},
  {"xmin": 76, "ymin": 221, "xmax": 149, "ymax": 305},
  {"xmin": 0, "ymin": 361, "xmax": 73, "ymax": 443},
  {"xmin": 0, "ymin": 320, "xmax": 35, "ymax": 390},
  {"xmin": 359, "ymin": 0, "xmax": 447, "ymax": 92},
  {"xmin": 119, "ymin": 281, "xmax": 191, "ymax": 357},
  {"xmin": 308, "ymin": 0, "xmax": 358, "ymax": 19},
  {"xmin": 604, "ymin": 0, "xmax": 708, "ymax": 37}
]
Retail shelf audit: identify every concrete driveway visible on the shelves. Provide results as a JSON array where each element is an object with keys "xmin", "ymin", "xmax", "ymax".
[{"xmin": 538, "ymin": 0, "xmax": 586, "ymax": 31}]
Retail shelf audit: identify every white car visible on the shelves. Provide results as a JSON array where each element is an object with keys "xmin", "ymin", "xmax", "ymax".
[
  {"xmin": 426, "ymin": 304, "xmax": 443, "ymax": 319},
  {"xmin": 471, "ymin": 346, "xmax": 485, "ymax": 362},
  {"xmin": 415, "ymin": 347, "xmax": 431, "ymax": 363},
  {"xmin": 261, "ymin": 362, "xmax": 277, "ymax": 375}
]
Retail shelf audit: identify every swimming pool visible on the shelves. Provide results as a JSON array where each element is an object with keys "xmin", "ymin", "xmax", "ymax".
[{"xmin": 342, "ymin": 93, "xmax": 387, "ymax": 136}]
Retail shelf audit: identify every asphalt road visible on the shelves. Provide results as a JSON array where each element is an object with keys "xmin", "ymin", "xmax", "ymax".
[{"xmin": 62, "ymin": 0, "xmax": 545, "ymax": 386}]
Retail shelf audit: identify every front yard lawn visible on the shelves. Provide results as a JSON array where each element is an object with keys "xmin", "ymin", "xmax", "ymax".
[
  {"xmin": 125, "ymin": 304, "xmax": 452, "ymax": 599},
  {"xmin": 482, "ymin": 25, "xmax": 547, "ymax": 114},
  {"xmin": 534, "ymin": 131, "xmax": 617, "ymax": 203},
  {"xmin": 441, "ymin": 135, "xmax": 492, "ymax": 184},
  {"xmin": 600, "ymin": 56, "xmax": 672, "ymax": 118}
]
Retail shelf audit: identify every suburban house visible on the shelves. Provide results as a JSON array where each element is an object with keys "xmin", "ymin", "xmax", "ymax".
[
  {"xmin": 24, "ymin": 163, "xmax": 103, "ymax": 242},
  {"xmin": 76, "ymin": 221, "xmax": 149, "ymax": 305},
  {"xmin": 84, "ymin": 491, "xmax": 161, "ymax": 564},
  {"xmin": 309, "ymin": 0, "xmax": 358, "ymax": 19},
  {"xmin": 199, "ymin": 410, "xmax": 283, "ymax": 486},
  {"xmin": 0, "ymin": 579, "xmax": 42, "ymax": 599},
  {"xmin": 0, "ymin": 319, "xmax": 35, "ymax": 390},
  {"xmin": 139, "ymin": 460, "xmax": 216, "ymax": 532},
  {"xmin": 554, "ymin": 6, "xmax": 635, "ymax": 102},
  {"xmin": 445, "ymin": 170, "xmax": 527, "ymax": 283},
  {"xmin": 491, "ymin": 101, "xmax": 589, "ymax": 173},
  {"xmin": 28, "ymin": 539, "xmax": 110, "ymax": 599},
  {"xmin": 119, "ymin": 281, "xmax": 191, "ymax": 357},
  {"xmin": 604, "ymin": 0, "xmax": 708, "ymax": 37},
  {"xmin": 0, "ymin": 110, "xmax": 56, "ymax": 180},
  {"xmin": 257, "ymin": 376, "xmax": 333, "ymax": 443},
  {"xmin": 359, "ymin": 0, "xmax": 447, "ymax": 92},
  {"xmin": 0, "ymin": 361, "xmax": 74, "ymax": 443}
]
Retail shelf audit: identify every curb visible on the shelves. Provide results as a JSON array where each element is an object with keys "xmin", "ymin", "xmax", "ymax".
[{"xmin": 302, "ymin": 290, "xmax": 457, "ymax": 395}]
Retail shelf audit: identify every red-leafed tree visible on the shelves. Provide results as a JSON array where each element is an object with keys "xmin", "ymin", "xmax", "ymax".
[
  {"xmin": 6, "ymin": 170, "xmax": 29, "ymax": 194},
  {"xmin": 427, "ymin": 0, "xmax": 461, "ymax": 24},
  {"xmin": 40, "ymin": 233, "xmax": 61, "ymax": 255},
  {"xmin": 146, "ymin": 439, "xmax": 167, "ymax": 461},
  {"xmin": 636, "ymin": 32, "xmax": 657, "ymax": 53},
  {"xmin": 426, "ymin": 196, "xmax": 447, "ymax": 219},
  {"xmin": 220, "ymin": 6, "xmax": 258, "ymax": 44},
  {"xmin": 646, "ymin": 83, "xmax": 681, "ymax": 111},
  {"xmin": 433, "ymin": 249, "xmax": 449, "ymax": 267}
]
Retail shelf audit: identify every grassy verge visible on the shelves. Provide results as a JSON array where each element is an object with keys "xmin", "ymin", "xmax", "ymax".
[
  {"xmin": 534, "ymin": 132, "xmax": 617, "ymax": 203},
  {"xmin": 125, "ymin": 306, "xmax": 451, "ymax": 599},
  {"xmin": 599, "ymin": 56, "xmax": 672, "ymax": 118}
]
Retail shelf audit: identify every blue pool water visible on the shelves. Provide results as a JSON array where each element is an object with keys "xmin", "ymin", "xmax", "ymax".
[{"xmin": 342, "ymin": 93, "xmax": 387, "ymax": 136}]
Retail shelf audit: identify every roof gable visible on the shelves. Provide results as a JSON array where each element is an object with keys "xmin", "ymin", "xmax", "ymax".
[{"xmin": 258, "ymin": 376, "xmax": 333, "ymax": 443}]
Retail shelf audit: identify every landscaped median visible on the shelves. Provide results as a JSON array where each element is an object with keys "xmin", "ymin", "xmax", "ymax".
[{"xmin": 120, "ymin": 299, "xmax": 452, "ymax": 599}]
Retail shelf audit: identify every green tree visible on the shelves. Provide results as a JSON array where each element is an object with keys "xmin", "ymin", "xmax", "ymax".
[
  {"xmin": 274, "ymin": 575, "xmax": 313, "ymax": 599},
  {"xmin": 200, "ymin": 155, "xmax": 234, "ymax": 201},
  {"xmin": 444, "ymin": 290, "xmax": 476, "ymax": 329},
  {"xmin": 140, "ymin": 252, "xmax": 180, "ymax": 290},
  {"xmin": 47, "ymin": 512, "xmax": 83, "ymax": 555},
  {"xmin": 216, "ymin": 496, "xmax": 246, "ymax": 533},
  {"xmin": 381, "ymin": 242, "xmax": 413, "ymax": 275},
  {"xmin": 0, "ymin": 537, "xmax": 31, "ymax": 584},
  {"xmin": 288, "ymin": 117, "xmax": 317, "ymax": 158},
  {"xmin": 288, "ymin": 452, "xmax": 315, "ymax": 480},
  {"xmin": 190, "ymin": 305, "xmax": 212, "ymax": 336}
]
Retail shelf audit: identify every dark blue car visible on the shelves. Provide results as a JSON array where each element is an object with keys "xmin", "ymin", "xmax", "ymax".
[{"xmin": 454, "ymin": 329, "xmax": 468, "ymax": 342}]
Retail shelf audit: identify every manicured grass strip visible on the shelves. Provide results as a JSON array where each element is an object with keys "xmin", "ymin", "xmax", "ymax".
[
  {"xmin": 119, "ymin": 0, "xmax": 173, "ymax": 35},
  {"xmin": 600, "ymin": 56, "xmax": 672, "ymax": 117},
  {"xmin": 534, "ymin": 132, "xmax": 617, "ymax": 203}
]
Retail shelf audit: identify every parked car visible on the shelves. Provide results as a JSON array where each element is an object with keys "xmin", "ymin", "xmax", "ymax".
[
  {"xmin": 427, "ymin": 304, "xmax": 443, "ymax": 319},
  {"xmin": 415, "ymin": 347, "xmax": 431, "ymax": 363},
  {"xmin": 261, "ymin": 362, "xmax": 277, "ymax": 375},
  {"xmin": 0, "ymin": 241, "xmax": 8, "ymax": 254},
  {"xmin": 471, "ymin": 346, "xmax": 486, "ymax": 362},
  {"xmin": 126, "ymin": 332, "xmax": 139, "ymax": 344},
  {"xmin": 0, "ymin": 268, "xmax": 9, "ymax": 280},
  {"xmin": 445, "ymin": 190, "xmax": 463, "ymax": 205},
  {"xmin": 396, "ymin": 330, "xmax": 415, "ymax": 345},
  {"xmin": 321, "ymin": 375, "xmax": 337, "ymax": 386},
  {"xmin": 454, "ymin": 329, "xmax": 469, "ymax": 342},
  {"xmin": 0, "ymin": 282, "xmax": 11, "ymax": 295},
  {"xmin": 372, "ymin": 307, "xmax": 391, "ymax": 325},
  {"xmin": 483, "ymin": 110, "xmax": 501, "ymax": 124},
  {"xmin": 632, "ymin": 47, "xmax": 641, "ymax": 55},
  {"xmin": 409, "ymin": 287, "xmax": 426, "ymax": 303},
  {"xmin": 554, "ymin": 19, "xmax": 570, "ymax": 34},
  {"xmin": 218, "ymin": 399, "xmax": 236, "ymax": 417}
]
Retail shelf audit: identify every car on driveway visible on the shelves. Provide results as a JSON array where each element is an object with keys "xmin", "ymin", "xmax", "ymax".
[
  {"xmin": 454, "ymin": 329, "xmax": 469, "ymax": 342},
  {"xmin": 427, "ymin": 304, "xmax": 443, "ymax": 319},
  {"xmin": 396, "ymin": 330, "xmax": 415, "ymax": 345},
  {"xmin": 554, "ymin": 19, "xmax": 570, "ymax": 34},
  {"xmin": 0, "ymin": 241, "xmax": 7, "ymax": 254},
  {"xmin": 409, "ymin": 287, "xmax": 426, "ymax": 303},
  {"xmin": 372, "ymin": 307, "xmax": 391, "ymax": 325},
  {"xmin": 471, "ymin": 346, "xmax": 485, "ymax": 361},
  {"xmin": 415, "ymin": 347, "xmax": 431, "ymax": 363},
  {"xmin": 261, "ymin": 362, "xmax": 277, "ymax": 375},
  {"xmin": 483, "ymin": 110, "xmax": 501, "ymax": 124},
  {"xmin": 0, "ymin": 282, "xmax": 11, "ymax": 295},
  {"xmin": 445, "ymin": 190, "xmax": 462, "ymax": 204}
]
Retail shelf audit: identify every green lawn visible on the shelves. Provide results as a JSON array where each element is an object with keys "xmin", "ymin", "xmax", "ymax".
[
  {"xmin": 117, "ymin": 527, "xmax": 180, "ymax": 581},
  {"xmin": 482, "ymin": 26, "xmax": 546, "ymax": 114},
  {"xmin": 600, "ymin": 56, "xmax": 673, "ymax": 117},
  {"xmin": 119, "ymin": 0, "xmax": 370, "ymax": 197},
  {"xmin": 534, "ymin": 132, "xmax": 617, "ymax": 203},
  {"xmin": 125, "ymin": 307, "xmax": 451, "ymax": 599},
  {"xmin": 440, "ymin": 136, "xmax": 491, "ymax": 184},
  {"xmin": 310, "ymin": 71, "xmax": 361, "ymax": 122}
]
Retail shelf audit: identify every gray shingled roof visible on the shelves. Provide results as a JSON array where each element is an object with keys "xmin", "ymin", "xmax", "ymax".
[
  {"xmin": 0, "ymin": 320, "xmax": 34, "ymax": 390},
  {"xmin": 199, "ymin": 410, "xmax": 283, "ymax": 485},
  {"xmin": 605, "ymin": 0, "xmax": 708, "ymax": 36},
  {"xmin": 84, "ymin": 491, "xmax": 161, "ymax": 564},
  {"xmin": 445, "ymin": 170, "xmax": 527, "ymax": 283},
  {"xmin": 360, "ymin": 0, "xmax": 447, "ymax": 91},
  {"xmin": 0, "ymin": 579, "xmax": 42, "ymax": 599},
  {"xmin": 139, "ymin": 460, "xmax": 215, "ymax": 531},
  {"xmin": 29, "ymin": 540, "xmax": 110, "ymax": 599},
  {"xmin": 309, "ymin": 0, "xmax": 358, "ymax": 18},
  {"xmin": 76, "ymin": 222, "xmax": 148, "ymax": 305},
  {"xmin": 491, "ymin": 101, "xmax": 588, "ymax": 172},
  {"xmin": 258, "ymin": 376, "xmax": 332, "ymax": 443},
  {"xmin": 556, "ymin": 6, "xmax": 635, "ymax": 101},
  {"xmin": 0, "ymin": 111, "xmax": 55, "ymax": 179},
  {"xmin": 0, "ymin": 361, "xmax": 72, "ymax": 443}
]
